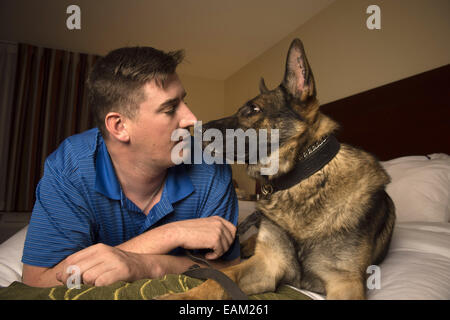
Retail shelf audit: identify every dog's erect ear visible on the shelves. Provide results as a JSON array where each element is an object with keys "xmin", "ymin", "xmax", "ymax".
[
  {"xmin": 259, "ymin": 77, "xmax": 269, "ymax": 94},
  {"xmin": 282, "ymin": 39, "xmax": 316, "ymax": 102}
]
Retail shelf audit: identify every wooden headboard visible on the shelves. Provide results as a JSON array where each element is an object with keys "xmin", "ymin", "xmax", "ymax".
[{"xmin": 320, "ymin": 65, "xmax": 450, "ymax": 161}]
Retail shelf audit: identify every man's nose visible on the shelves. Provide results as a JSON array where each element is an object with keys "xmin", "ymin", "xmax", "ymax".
[{"xmin": 178, "ymin": 103, "xmax": 198, "ymax": 129}]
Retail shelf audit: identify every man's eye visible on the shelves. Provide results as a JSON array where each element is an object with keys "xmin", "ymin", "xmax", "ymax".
[{"xmin": 165, "ymin": 106, "xmax": 177, "ymax": 115}]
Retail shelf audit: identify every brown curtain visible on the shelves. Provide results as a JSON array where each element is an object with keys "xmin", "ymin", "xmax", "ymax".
[{"xmin": 2, "ymin": 43, "xmax": 100, "ymax": 212}]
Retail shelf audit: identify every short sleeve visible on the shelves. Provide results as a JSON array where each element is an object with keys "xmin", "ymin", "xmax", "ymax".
[{"xmin": 22, "ymin": 159, "xmax": 95, "ymax": 268}]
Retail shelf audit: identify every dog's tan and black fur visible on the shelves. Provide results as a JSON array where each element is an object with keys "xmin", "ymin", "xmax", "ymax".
[{"xmin": 160, "ymin": 39, "xmax": 395, "ymax": 300}]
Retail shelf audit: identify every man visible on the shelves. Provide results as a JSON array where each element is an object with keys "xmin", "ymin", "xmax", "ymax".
[{"xmin": 21, "ymin": 46, "xmax": 240, "ymax": 287}]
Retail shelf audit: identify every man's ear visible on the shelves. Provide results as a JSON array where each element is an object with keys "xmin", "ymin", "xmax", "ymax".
[
  {"xmin": 105, "ymin": 112, "xmax": 130, "ymax": 142},
  {"xmin": 282, "ymin": 38, "xmax": 316, "ymax": 102}
]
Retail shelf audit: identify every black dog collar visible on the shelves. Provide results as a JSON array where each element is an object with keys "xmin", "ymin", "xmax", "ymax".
[{"xmin": 260, "ymin": 135, "xmax": 340, "ymax": 197}]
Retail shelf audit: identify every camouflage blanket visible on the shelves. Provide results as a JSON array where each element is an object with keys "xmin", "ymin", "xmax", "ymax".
[{"xmin": 0, "ymin": 274, "xmax": 310, "ymax": 300}]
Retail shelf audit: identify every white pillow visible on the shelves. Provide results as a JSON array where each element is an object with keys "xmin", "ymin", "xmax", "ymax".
[
  {"xmin": 382, "ymin": 153, "xmax": 450, "ymax": 223},
  {"xmin": 368, "ymin": 222, "xmax": 450, "ymax": 300},
  {"xmin": 0, "ymin": 225, "xmax": 27, "ymax": 287}
]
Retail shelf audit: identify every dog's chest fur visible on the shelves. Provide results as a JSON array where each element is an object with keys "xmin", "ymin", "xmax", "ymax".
[{"xmin": 254, "ymin": 144, "xmax": 390, "ymax": 242}]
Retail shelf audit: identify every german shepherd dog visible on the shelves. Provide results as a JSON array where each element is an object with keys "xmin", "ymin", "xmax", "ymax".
[{"xmin": 160, "ymin": 38, "xmax": 396, "ymax": 300}]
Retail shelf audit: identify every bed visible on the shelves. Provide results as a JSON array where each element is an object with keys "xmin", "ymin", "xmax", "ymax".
[{"xmin": 0, "ymin": 65, "xmax": 449, "ymax": 299}]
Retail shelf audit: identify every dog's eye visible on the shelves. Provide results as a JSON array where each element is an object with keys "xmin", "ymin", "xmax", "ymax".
[
  {"xmin": 240, "ymin": 104, "xmax": 262, "ymax": 117},
  {"xmin": 247, "ymin": 104, "xmax": 261, "ymax": 115},
  {"xmin": 252, "ymin": 105, "xmax": 261, "ymax": 112}
]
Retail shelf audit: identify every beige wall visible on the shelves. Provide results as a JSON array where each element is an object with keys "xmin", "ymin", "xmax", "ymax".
[
  {"xmin": 226, "ymin": 0, "xmax": 450, "ymax": 193},
  {"xmin": 178, "ymin": 74, "xmax": 225, "ymax": 123}
]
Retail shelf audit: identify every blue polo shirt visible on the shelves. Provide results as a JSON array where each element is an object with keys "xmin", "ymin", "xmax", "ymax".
[{"xmin": 22, "ymin": 128, "xmax": 240, "ymax": 268}]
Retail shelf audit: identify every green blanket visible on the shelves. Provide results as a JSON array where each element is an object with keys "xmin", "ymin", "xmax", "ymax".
[{"xmin": 0, "ymin": 274, "xmax": 310, "ymax": 300}]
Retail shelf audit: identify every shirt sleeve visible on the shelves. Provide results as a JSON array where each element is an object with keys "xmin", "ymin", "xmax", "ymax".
[
  {"xmin": 22, "ymin": 158, "xmax": 95, "ymax": 268},
  {"xmin": 196, "ymin": 163, "xmax": 240, "ymax": 261}
]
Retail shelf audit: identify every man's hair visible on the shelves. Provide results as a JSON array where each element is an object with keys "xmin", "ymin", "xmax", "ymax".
[{"xmin": 87, "ymin": 46, "xmax": 184, "ymax": 137}]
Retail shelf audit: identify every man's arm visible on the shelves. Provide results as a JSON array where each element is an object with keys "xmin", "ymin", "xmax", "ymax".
[
  {"xmin": 22, "ymin": 216, "xmax": 239, "ymax": 287},
  {"xmin": 54, "ymin": 249, "xmax": 240, "ymax": 287},
  {"xmin": 22, "ymin": 263, "xmax": 66, "ymax": 287},
  {"xmin": 117, "ymin": 215, "xmax": 236, "ymax": 259},
  {"xmin": 23, "ymin": 246, "xmax": 239, "ymax": 288}
]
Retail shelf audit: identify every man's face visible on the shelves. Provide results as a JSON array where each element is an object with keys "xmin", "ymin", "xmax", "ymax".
[{"xmin": 126, "ymin": 73, "xmax": 197, "ymax": 169}]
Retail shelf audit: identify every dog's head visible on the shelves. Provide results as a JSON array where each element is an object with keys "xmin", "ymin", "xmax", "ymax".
[{"xmin": 202, "ymin": 39, "xmax": 338, "ymax": 178}]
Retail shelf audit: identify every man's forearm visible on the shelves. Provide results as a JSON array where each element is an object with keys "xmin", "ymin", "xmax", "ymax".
[
  {"xmin": 22, "ymin": 261, "xmax": 66, "ymax": 288},
  {"xmin": 23, "ymin": 250, "xmax": 241, "ymax": 288},
  {"xmin": 23, "ymin": 215, "xmax": 240, "ymax": 287},
  {"xmin": 146, "ymin": 254, "xmax": 202, "ymax": 277},
  {"xmin": 116, "ymin": 222, "xmax": 180, "ymax": 254},
  {"xmin": 116, "ymin": 216, "xmax": 237, "ymax": 261}
]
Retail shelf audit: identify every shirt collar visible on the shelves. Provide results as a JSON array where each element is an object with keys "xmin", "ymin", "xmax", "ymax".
[{"xmin": 95, "ymin": 136, "xmax": 194, "ymax": 204}]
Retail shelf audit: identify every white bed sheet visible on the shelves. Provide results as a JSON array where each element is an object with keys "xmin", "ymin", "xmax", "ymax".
[
  {"xmin": 367, "ymin": 222, "xmax": 450, "ymax": 300},
  {"xmin": 0, "ymin": 225, "xmax": 27, "ymax": 287}
]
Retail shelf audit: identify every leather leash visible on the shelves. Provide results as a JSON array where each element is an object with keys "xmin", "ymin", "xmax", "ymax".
[{"xmin": 183, "ymin": 251, "xmax": 249, "ymax": 300}]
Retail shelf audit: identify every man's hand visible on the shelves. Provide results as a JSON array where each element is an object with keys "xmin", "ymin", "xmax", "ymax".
[
  {"xmin": 117, "ymin": 215, "xmax": 237, "ymax": 260},
  {"xmin": 173, "ymin": 216, "xmax": 237, "ymax": 260},
  {"xmin": 56, "ymin": 244, "xmax": 160, "ymax": 287}
]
